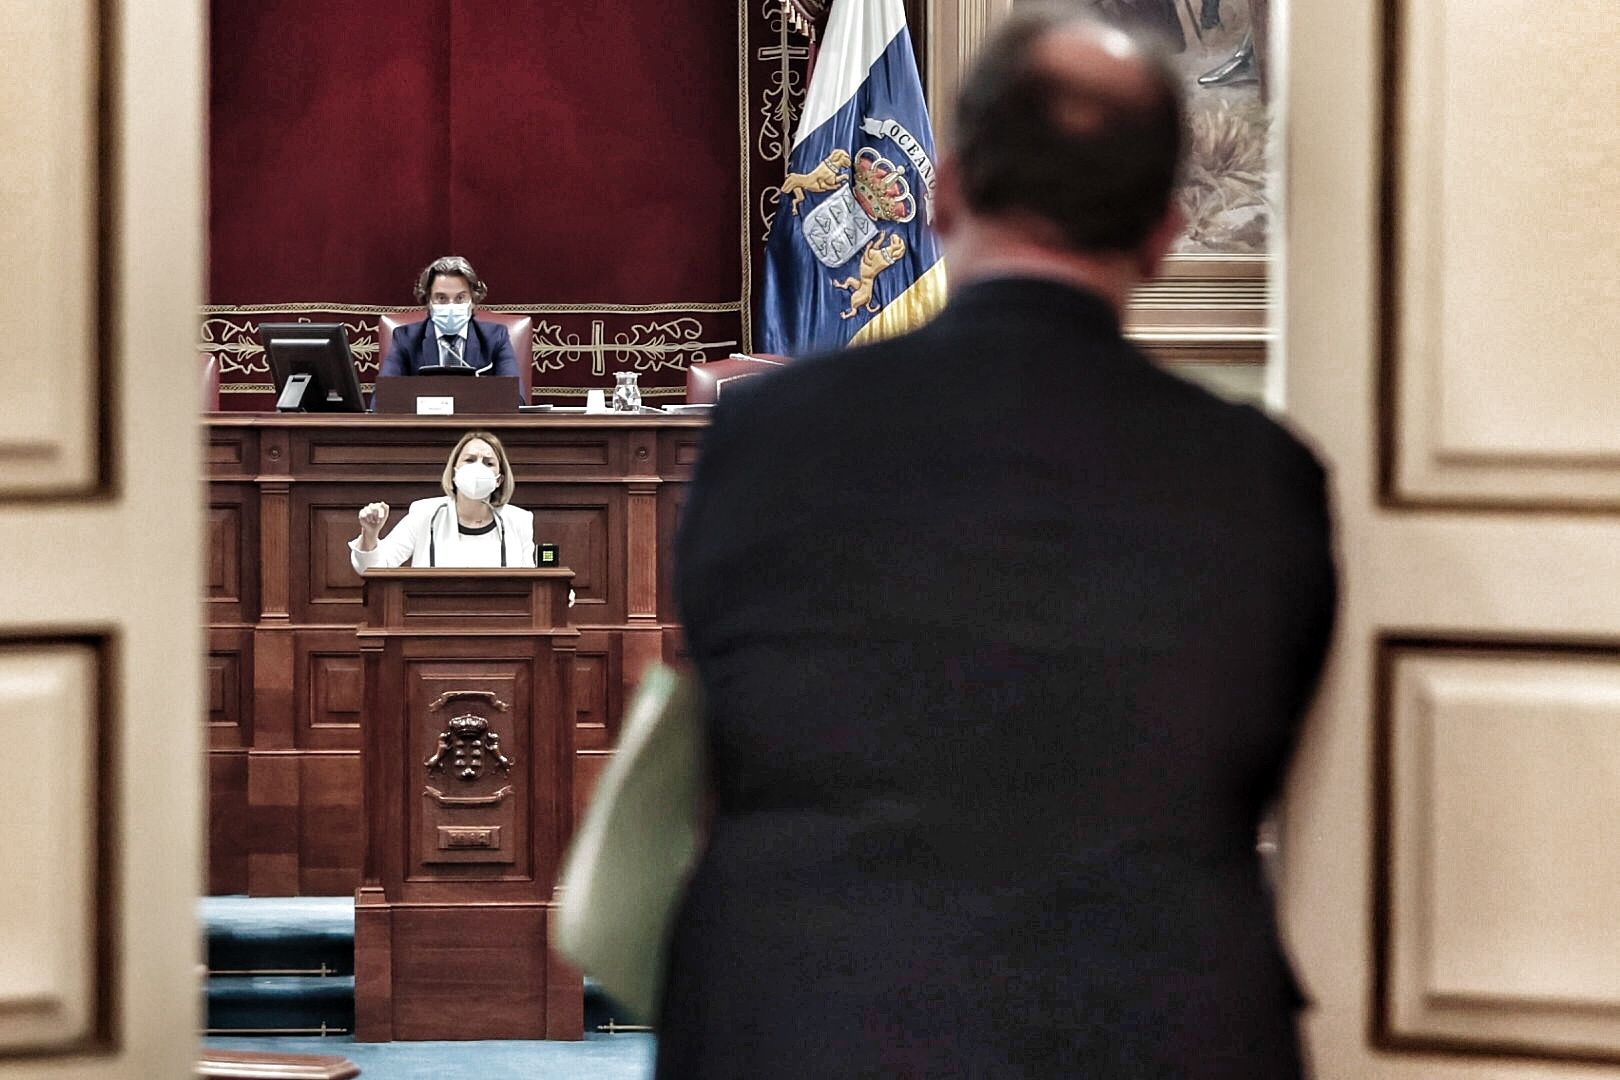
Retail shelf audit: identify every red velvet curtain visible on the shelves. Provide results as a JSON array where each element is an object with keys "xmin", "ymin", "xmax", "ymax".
[{"xmin": 208, "ymin": 1, "xmax": 754, "ymax": 405}]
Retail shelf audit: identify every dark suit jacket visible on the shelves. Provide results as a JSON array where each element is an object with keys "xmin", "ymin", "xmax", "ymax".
[
  {"xmin": 379, "ymin": 316, "xmax": 518, "ymax": 379},
  {"xmin": 658, "ymin": 278, "xmax": 1335, "ymax": 1079}
]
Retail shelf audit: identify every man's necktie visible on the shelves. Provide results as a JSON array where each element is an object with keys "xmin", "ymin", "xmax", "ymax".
[{"xmin": 444, "ymin": 335, "xmax": 463, "ymax": 366}]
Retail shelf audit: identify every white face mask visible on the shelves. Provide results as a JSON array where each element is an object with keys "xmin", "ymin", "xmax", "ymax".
[
  {"xmin": 430, "ymin": 303, "xmax": 472, "ymax": 336},
  {"xmin": 453, "ymin": 462, "xmax": 499, "ymax": 501}
]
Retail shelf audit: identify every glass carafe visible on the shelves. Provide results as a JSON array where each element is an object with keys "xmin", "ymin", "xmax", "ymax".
[{"xmin": 611, "ymin": 371, "xmax": 642, "ymax": 412}]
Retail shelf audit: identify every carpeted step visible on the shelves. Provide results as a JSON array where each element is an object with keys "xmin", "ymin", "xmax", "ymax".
[
  {"xmin": 206, "ymin": 975, "xmax": 356, "ymax": 1035},
  {"xmin": 202, "ymin": 896, "xmax": 355, "ymax": 976}
]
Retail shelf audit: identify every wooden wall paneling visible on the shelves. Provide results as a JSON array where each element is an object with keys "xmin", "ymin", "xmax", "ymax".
[
  {"xmin": 621, "ymin": 630, "xmax": 665, "ymax": 710},
  {"xmin": 207, "ymin": 625, "xmax": 253, "ymax": 749},
  {"xmin": 657, "ymin": 482, "xmax": 690, "ymax": 624},
  {"xmin": 251, "ymin": 629, "xmax": 296, "ymax": 749},
  {"xmin": 544, "ymin": 904, "xmax": 585, "ymax": 1040},
  {"xmin": 502, "ymin": 430, "xmax": 619, "ymax": 480},
  {"xmin": 207, "ymin": 489, "xmax": 246, "ymax": 623},
  {"xmin": 246, "ymin": 750, "xmax": 301, "ymax": 896},
  {"xmin": 295, "ymin": 484, "xmax": 419, "ymax": 626},
  {"xmin": 207, "ymin": 751, "xmax": 250, "ymax": 895},
  {"xmin": 625, "ymin": 427, "xmax": 660, "ymax": 625},
  {"xmin": 297, "ymin": 432, "xmax": 456, "ymax": 476},
  {"xmin": 298, "ymin": 752, "xmax": 363, "ymax": 897},
  {"xmin": 209, "ymin": 417, "xmax": 701, "ymax": 896},
  {"xmin": 659, "ymin": 426, "xmax": 705, "ymax": 481},
  {"xmin": 295, "ymin": 628, "xmax": 365, "ymax": 751},
  {"xmin": 386, "ymin": 906, "xmax": 548, "ymax": 1040},
  {"xmin": 207, "ymin": 425, "xmax": 255, "ymax": 478},
  {"xmin": 572, "ymin": 629, "xmax": 621, "ymax": 825},
  {"xmin": 353, "ymin": 887, "xmax": 394, "ymax": 1040},
  {"xmin": 627, "ymin": 482, "xmax": 660, "ymax": 624},
  {"xmin": 258, "ymin": 428, "xmax": 292, "ymax": 621},
  {"xmin": 524, "ymin": 484, "xmax": 624, "ymax": 625},
  {"xmin": 662, "ymin": 625, "xmax": 689, "ymax": 665}
]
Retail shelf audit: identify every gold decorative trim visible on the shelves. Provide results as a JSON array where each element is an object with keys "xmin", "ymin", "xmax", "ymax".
[
  {"xmin": 533, "ymin": 385, "xmax": 685, "ymax": 399},
  {"xmin": 203, "ymin": 310, "xmax": 739, "ymax": 387},
  {"xmin": 533, "ymin": 318, "xmax": 737, "ymax": 376},
  {"xmin": 203, "ymin": 301, "xmax": 743, "ymax": 315}
]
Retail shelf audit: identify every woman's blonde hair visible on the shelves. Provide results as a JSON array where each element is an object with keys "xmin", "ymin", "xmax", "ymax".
[{"xmin": 441, "ymin": 430, "xmax": 516, "ymax": 507}]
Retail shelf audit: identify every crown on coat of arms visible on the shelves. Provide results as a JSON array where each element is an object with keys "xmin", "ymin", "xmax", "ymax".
[{"xmin": 851, "ymin": 148, "xmax": 917, "ymax": 224}]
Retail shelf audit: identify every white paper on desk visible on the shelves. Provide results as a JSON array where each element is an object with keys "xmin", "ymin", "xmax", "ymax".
[{"xmin": 415, "ymin": 396, "xmax": 454, "ymax": 415}]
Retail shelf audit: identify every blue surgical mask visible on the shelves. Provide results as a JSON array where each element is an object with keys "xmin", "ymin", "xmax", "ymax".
[{"xmin": 430, "ymin": 303, "xmax": 472, "ymax": 336}]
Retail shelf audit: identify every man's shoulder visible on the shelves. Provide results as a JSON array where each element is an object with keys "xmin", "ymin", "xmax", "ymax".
[
  {"xmin": 393, "ymin": 318, "xmax": 429, "ymax": 342},
  {"xmin": 472, "ymin": 316, "xmax": 512, "ymax": 342},
  {"xmin": 720, "ymin": 334, "xmax": 926, "ymax": 414}
]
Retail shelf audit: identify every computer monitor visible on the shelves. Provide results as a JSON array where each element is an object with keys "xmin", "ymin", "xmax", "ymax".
[{"xmin": 260, "ymin": 323, "xmax": 366, "ymax": 412}]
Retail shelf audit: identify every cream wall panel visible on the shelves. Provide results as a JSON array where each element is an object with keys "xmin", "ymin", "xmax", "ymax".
[
  {"xmin": 1387, "ymin": 649, "xmax": 1620, "ymax": 1055},
  {"xmin": 0, "ymin": 3, "xmax": 99, "ymax": 495},
  {"xmin": 1283, "ymin": 0, "xmax": 1620, "ymax": 1068},
  {"xmin": 0, "ymin": 646, "xmax": 95, "ymax": 1052},
  {"xmin": 1392, "ymin": 0, "xmax": 1620, "ymax": 506},
  {"xmin": 0, "ymin": 0, "xmax": 204, "ymax": 1074}
]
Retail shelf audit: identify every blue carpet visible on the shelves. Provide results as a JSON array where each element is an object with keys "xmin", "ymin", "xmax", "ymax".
[
  {"xmin": 202, "ymin": 897, "xmax": 358, "ymax": 1033},
  {"xmin": 204, "ymin": 1034, "xmax": 656, "ymax": 1079},
  {"xmin": 202, "ymin": 896, "xmax": 355, "ymax": 973}
]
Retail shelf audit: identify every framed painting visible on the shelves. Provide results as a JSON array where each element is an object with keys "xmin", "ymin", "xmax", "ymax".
[{"xmin": 1087, "ymin": 0, "xmax": 1275, "ymax": 369}]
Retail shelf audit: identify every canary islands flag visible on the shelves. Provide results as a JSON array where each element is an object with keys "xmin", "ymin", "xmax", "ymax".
[{"xmin": 757, "ymin": 0, "xmax": 946, "ymax": 355}]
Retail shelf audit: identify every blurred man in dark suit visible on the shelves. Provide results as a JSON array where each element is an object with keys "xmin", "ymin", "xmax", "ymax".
[{"xmin": 659, "ymin": 5, "xmax": 1335, "ymax": 1077}]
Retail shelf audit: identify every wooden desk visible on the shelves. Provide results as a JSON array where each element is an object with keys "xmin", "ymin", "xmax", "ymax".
[{"xmin": 206, "ymin": 413, "xmax": 705, "ymax": 897}]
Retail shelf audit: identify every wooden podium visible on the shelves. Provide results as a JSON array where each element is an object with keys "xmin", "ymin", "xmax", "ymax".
[{"xmin": 353, "ymin": 567, "xmax": 584, "ymax": 1041}]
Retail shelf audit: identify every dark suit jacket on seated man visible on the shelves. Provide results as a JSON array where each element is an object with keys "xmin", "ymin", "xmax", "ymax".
[
  {"xmin": 657, "ymin": 8, "xmax": 1336, "ymax": 1080},
  {"xmin": 380, "ymin": 254, "xmax": 519, "ymax": 379},
  {"xmin": 380, "ymin": 315, "xmax": 518, "ymax": 379}
]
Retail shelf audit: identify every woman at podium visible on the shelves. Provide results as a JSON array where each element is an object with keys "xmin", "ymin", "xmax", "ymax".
[{"xmin": 350, "ymin": 430, "xmax": 535, "ymax": 571}]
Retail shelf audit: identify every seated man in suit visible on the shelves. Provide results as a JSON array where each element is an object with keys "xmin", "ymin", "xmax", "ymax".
[{"xmin": 379, "ymin": 255, "xmax": 519, "ymax": 379}]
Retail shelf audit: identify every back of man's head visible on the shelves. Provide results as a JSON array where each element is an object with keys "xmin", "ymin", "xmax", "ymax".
[{"xmin": 952, "ymin": 3, "xmax": 1184, "ymax": 255}]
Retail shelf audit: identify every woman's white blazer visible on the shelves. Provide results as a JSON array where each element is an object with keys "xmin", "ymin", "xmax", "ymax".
[{"xmin": 348, "ymin": 495, "xmax": 536, "ymax": 574}]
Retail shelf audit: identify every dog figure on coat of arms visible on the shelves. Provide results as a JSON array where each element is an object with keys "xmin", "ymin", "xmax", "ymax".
[
  {"xmin": 831, "ymin": 232, "xmax": 907, "ymax": 319},
  {"xmin": 780, "ymin": 148, "xmax": 853, "ymax": 215}
]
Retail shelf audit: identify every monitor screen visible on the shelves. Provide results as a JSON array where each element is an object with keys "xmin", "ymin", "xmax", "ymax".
[{"xmin": 260, "ymin": 323, "xmax": 366, "ymax": 412}]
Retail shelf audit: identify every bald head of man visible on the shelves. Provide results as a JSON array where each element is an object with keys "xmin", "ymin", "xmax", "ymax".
[{"xmin": 939, "ymin": 3, "xmax": 1185, "ymax": 277}]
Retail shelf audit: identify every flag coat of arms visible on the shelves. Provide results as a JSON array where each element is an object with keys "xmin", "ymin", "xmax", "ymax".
[{"xmin": 757, "ymin": 0, "xmax": 946, "ymax": 356}]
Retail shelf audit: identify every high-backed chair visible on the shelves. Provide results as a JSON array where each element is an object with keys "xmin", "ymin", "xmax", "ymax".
[
  {"xmin": 377, "ymin": 310, "xmax": 535, "ymax": 402},
  {"xmin": 685, "ymin": 354, "xmax": 788, "ymax": 404}
]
